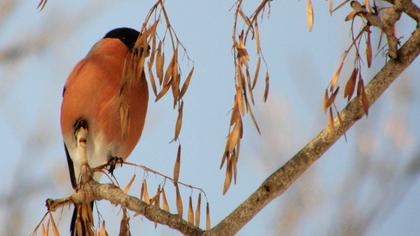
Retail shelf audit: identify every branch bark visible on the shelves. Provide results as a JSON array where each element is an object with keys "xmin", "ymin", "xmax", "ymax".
[
  {"xmin": 47, "ymin": 180, "xmax": 204, "ymax": 236},
  {"xmin": 47, "ymin": 26, "xmax": 418, "ymax": 236},
  {"xmin": 45, "ymin": 6, "xmax": 420, "ymax": 236},
  {"xmin": 383, "ymin": 0, "xmax": 420, "ymax": 23},
  {"xmin": 204, "ymin": 27, "xmax": 420, "ymax": 236}
]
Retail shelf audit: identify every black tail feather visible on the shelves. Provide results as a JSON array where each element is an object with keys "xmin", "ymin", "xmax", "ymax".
[{"xmin": 64, "ymin": 143, "xmax": 77, "ymax": 189}]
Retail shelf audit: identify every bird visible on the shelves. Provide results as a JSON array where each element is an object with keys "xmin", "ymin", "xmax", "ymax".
[{"xmin": 60, "ymin": 27, "xmax": 149, "ymax": 236}]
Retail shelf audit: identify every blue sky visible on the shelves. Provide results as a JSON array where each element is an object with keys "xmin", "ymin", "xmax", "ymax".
[{"xmin": 1, "ymin": 0, "xmax": 419, "ymax": 235}]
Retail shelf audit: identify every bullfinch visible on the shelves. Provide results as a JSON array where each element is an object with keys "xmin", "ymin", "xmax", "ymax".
[{"xmin": 60, "ymin": 27, "xmax": 149, "ymax": 236}]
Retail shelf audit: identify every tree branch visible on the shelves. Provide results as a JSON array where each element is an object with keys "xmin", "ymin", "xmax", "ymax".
[
  {"xmin": 92, "ymin": 183, "xmax": 204, "ymax": 236},
  {"xmin": 204, "ymin": 27, "xmax": 420, "ymax": 236},
  {"xmin": 45, "ymin": 13, "xmax": 420, "ymax": 236},
  {"xmin": 350, "ymin": 1, "xmax": 402, "ymax": 58},
  {"xmin": 383, "ymin": 0, "xmax": 420, "ymax": 23},
  {"xmin": 47, "ymin": 180, "xmax": 204, "ymax": 236}
]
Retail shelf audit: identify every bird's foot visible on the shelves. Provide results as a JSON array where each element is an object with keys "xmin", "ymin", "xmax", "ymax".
[{"xmin": 106, "ymin": 156, "xmax": 124, "ymax": 176}]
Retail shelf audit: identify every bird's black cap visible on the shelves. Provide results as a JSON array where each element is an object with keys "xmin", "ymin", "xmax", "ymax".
[{"xmin": 104, "ymin": 27, "xmax": 139, "ymax": 50}]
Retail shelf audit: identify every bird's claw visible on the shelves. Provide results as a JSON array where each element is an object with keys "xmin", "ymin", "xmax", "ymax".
[{"xmin": 106, "ymin": 156, "xmax": 124, "ymax": 176}]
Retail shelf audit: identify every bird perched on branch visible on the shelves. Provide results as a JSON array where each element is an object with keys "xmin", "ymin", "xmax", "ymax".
[{"xmin": 60, "ymin": 27, "xmax": 149, "ymax": 236}]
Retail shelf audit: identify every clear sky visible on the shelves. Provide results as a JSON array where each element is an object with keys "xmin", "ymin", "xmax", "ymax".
[{"xmin": 1, "ymin": 0, "xmax": 419, "ymax": 235}]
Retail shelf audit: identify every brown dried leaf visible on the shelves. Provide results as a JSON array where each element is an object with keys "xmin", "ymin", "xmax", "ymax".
[
  {"xmin": 365, "ymin": 0, "xmax": 372, "ymax": 12},
  {"xmin": 246, "ymin": 69, "xmax": 255, "ymax": 105},
  {"xmin": 173, "ymin": 102, "xmax": 183, "ymax": 142},
  {"xmin": 225, "ymin": 121, "xmax": 241, "ymax": 154},
  {"xmin": 230, "ymin": 103, "xmax": 241, "ymax": 126},
  {"xmin": 264, "ymin": 71, "xmax": 269, "ymax": 102},
  {"xmin": 366, "ymin": 29, "xmax": 372, "ymax": 68},
  {"xmin": 358, "ymin": 79, "xmax": 369, "ymax": 115},
  {"xmin": 140, "ymin": 179, "xmax": 144, "ymax": 199},
  {"xmin": 180, "ymin": 67, "xmax": 194, "ymax": 99},
  {"xmin": 235, "ymin": 141, "xmax": 241, "ymax": 162},
  {"xmin": 323, "ymin": 89, "xmax": 329, "ymax": 112},
  {"xmin": 326, "ymin": 87, "xmax": 340, "ymax": 109},
  {"xmin": 50, "ymin": 215, "xmax": 59, "ymax": 236},
  {"xmin": 175, "ymin": 184, "xmax": 183, "ymax": 218},
  {"xmin": 163, "ymin": 63, "xmax": 173, "ymax": 89},
  {"xmin": 223, "ymin": 159, "xmax": 233, "ymax": 195},
  {"xmin": 306, "ymin": 0, "xmax": 314, "ymax": 32},
  {"xmin": 232, "ymin": 151, "xmax": 238, "ymax": 184},
  {"xmin": 236, "ymin": 87, "xmax": 245, "ymax": 116},
  {"xmin": 188, "ymin": 196, "xmax": 194, "ymax": 225},
  {"xmin": 252, "ymin": 57, "xmax": 261, "ymax": 89},
  {"xmin": 133, "ymin": 53, "xmax": 147, "ymax": 81},
  {"xmin": 329, "ymin": 0, "xmax": 333, "ymax": 15},
  {"xmin": 331, "ymin": 59, "xmax": 344, "ymax": 90},
  {"xmin": 255, "ymin": 21, "xmax": 261, "ymax": 53},
  {"xmin": 344, "ymin": 68, "xmax": 358, "ymax": 101},
  {"xmin": 153, "ymin": 185, "xmax": 161, "ymax": 229},
  {"xmin": 195, "ymin": 193, "xmax": 202, "ymax": 227},
  {"xmin": 247, "ymin": 101, "xmax": 261, "ymax": 134},
  {"xmin": 161, "ymin": 188, "xmax": 170, "ymax": 212},
  {"xmin": 42, "ymin": 223, "xmax": 48, "ymax": 236},
  {"xmin": 156, "ymin": 42, "xmax": 164, "ymax": 84},
  {"xmin": 164, "ymin": 48, "xmax": 177, "ymax": 86},
  {"xmin": 152, "ymin": 185, "xmax": 161, "ymax": 207},
  {"xmin": 206, "ymin": 202, "xmax": 211, "ymax": 230},
  {"xmin": 236, "ymin": 42, "xmax": 249, "ymax": 67},
  {"xmin": 155, "ymin": 79, "xmax": 172, "ymax": 102},
  {"xmin": 119, "ymin": 209, "xmax": 130, "ymax": 236},
  {"xmin": 357, "ymin": 77, "xmax": 363, "ymax": 97},
  {"xmin": 329, "ymin": 107, "xmax": 334, "ymax": 129},
  {"xmin": 46, "ymin": 218, "xmax": 51, "ymax": 236},
  {"xmin": 148, "ymin": 22, "xmax": 158, "ymax": 70},
  {"xmin": 171, "ymin": 71, "xmax": 180, "ymax": 106},
  {"xmin": 99, "ymin": 221, "xmax": 107, "ymax": 236},
  {"xmin": 148, "ymin": 65, "xmax": 158, "ymax": 97},
  {"xmin": 142, "ymin": 180, "xmax": 150, "ymax": 204},
  {"xmin": 124, "ymin": 174, "xmax": 136, "ymax": 194},
  {"xmin": 237, "ymin": 65, "xmax": 246, "ymax": 90},
  {"xmin": 173, "ymin": 144, "xmax": 181, "ymax": 183},
  {"xmin": 134, "ymin": 29, "xmax": 150, "ymax": 57},
  {"xmin": 75, "ymin": 218, "xmax": 83, "ymax": 236},
  {"xmin": 220, "ymin": 153, "xmax": 227, "ymax": 169}
]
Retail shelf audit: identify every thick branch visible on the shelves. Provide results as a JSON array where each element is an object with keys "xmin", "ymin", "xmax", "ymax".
[
  {"xmin": 384, "ymin": 0, "xmax": 420, "ymax": 23},
  {"xmin": 205, "ymin": 27, "xmax": 420, "ymax": 236},
  {"xmin": 47, "ymin": 180, "xmax": 204, "ymax": 236}
]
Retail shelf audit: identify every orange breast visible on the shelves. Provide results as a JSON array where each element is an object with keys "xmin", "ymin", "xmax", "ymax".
[{"xmin": 61, "ymin": 38, "xmax": 148, "ymax": 159}]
